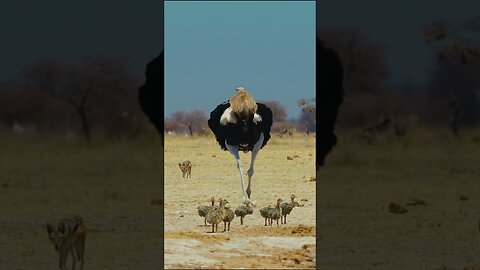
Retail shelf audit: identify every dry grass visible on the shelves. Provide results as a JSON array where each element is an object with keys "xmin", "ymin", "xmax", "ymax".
[
  {"xmin": 318, "ymin": 127, "xmax": 480, "ymax": 269},
  {"xmin": 0, "ymin": 131, "xmax": 163, "ymax": 269}
]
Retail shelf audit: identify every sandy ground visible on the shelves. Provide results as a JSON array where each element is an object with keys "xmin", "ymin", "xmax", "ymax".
[{"xmin": 164, "ymin": 134, "xmax": 316, "ymax": 269}]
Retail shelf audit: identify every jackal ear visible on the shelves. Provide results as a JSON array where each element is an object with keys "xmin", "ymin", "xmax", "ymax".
[
  {"xmin": 46, "ymin": 223, "xmax": 53, "ymax": 233},
  {"xmin": 178, "ymin": 163, "xmax": 181, "ymax": 166}
]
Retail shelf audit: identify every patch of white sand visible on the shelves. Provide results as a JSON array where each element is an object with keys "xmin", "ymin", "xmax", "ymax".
[
  {"xmin": 164, "ymin": 239, "xmax": 219, "ymax": 268},
  {"xmin": 165, "ymin": 236, "xmax": 316, "ymax": 268}
]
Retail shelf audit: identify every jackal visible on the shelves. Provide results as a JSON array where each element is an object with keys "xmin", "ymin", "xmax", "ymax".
[
  {"xmin": 178, "ymin": 160, "xmax": 192, "ymax": 178},
  {"xmin": 46, "ymin": 215, "xmax": 87, "ymax": 270}
]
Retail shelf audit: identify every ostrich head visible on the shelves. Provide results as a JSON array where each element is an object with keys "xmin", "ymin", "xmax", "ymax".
[
  {"xmin": 230, "ymin": 88, "xmax": 258, "ymax": 131},
  {"xmin": 230, "ymin": 88, "xmax": 257, "ymax": 118}
]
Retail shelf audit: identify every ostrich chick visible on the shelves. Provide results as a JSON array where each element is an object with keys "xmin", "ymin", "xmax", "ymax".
[
  {"xmin": 268, "ymin": 198, "xmax": 283, "ymax": 226},
  {"xmin": 260, "ymin": 204, "xmax": 274, "ymax": 226},
  {"xmin": 197, "ymin": 196, "xmax": 215, "ymax": 226},
  {"xmin": 223, "ymin": 199, "xmax": 235, "ymax": 232},
  {"xmin": 235, "ymin": 200, "xmax": 254, "ymax": 225},
  {"xmin": 206, "ymin": 198, "xmax": 227, "ymax": 233},
  {"xmin": 280, "ymin": 194, "xmax": 296, "ymax": 224}
]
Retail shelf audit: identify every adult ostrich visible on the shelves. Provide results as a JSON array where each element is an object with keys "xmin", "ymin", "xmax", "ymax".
[{"xmin": 208, "ymin": 87, "xmax": 273, "ymax": 201}]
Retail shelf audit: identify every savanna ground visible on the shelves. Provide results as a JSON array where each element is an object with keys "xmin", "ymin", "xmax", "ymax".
[
  {"xmin": 2, "ymin": 127, "xmax": 480, "ymax": 269},
  {"xmin": 0, "ymin": 131, "xmax": 163, "ymax": 270},
  {"xmin": 164, "ymin": 134, "xmax": 316, "ymax": 269},
  {"xmin": 319, "ymin": 128, "xmax": 480, "ymax": 270}
]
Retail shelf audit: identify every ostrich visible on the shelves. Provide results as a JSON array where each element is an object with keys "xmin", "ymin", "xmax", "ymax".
[
  {"xmin": 206, "ymin": 198, "xmax": 227, "ymax": 233},
  {"xmin": 197, "ymin": 196, "xmax": 215, "ymax": 226},
  {"xmin": 235, "ymin": 200, "xmax": 254, "ymax": 225},
  {"xmin": 208, "ymin": 87, "xmax": 273, "ymax": 202},
  {"xmin": 223, "ymin": 203, "xmax": 235, "ymax": 232}
]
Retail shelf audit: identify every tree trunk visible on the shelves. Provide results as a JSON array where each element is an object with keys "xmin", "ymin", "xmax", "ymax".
[
  {"xmin": 78, "ymin": 108, "xmax": 91, "ymax": 142},
  {"xmin": 188, "ymin": 125, "xmax": 193, "ymax": 137}
]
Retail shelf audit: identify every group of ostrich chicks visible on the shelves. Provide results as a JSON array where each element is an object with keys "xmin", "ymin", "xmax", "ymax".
[{"xmin": 197, "ymin": 195, "xmax": 298, "ymax": 233}]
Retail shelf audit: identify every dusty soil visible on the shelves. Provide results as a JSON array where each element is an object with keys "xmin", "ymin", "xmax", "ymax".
[{"xmin": 164, "ymin": 134, "xmax": 316, "ymax": 269}]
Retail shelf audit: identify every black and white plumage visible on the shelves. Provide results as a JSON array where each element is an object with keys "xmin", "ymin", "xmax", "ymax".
[{"xmin": 208, "ymin": 87, "xmax": 273, "ymax": 201}]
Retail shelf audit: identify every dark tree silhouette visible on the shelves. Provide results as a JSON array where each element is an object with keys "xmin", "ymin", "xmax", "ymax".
[
  {"xmin": 424, "ymin": 19, "xmax": 480, "ymax": 135},
  {"xmin": 138, "ymin": 52, "xmax": 164, "ymax": 144},
  {"xmin": 317, "ymin": 39, "xmax": 344, "ymax": 170},
  {"xmin": 22, "ymin": 60, "xmax": 94, "ymax": 141}
]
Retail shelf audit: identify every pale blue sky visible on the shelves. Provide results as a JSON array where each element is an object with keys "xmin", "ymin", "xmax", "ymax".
[{"xmin": 165, "ymin": 1, "xmax": 316, "ymax": 120}]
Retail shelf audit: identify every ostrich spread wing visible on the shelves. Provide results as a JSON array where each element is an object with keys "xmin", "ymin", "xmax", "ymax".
[
  {"xmin": 138, "ymin": 53, "xmax": 164, "ymax": 142},
  {"xmin": 208, "ymin": 102, "xmax": 230, "ymax": 150},
  {"xmin": 256, "ymin": 102, "xmax": 273, "ymax": 149}
]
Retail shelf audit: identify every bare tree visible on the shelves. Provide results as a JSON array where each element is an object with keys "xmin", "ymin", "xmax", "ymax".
[
  {"xmin": 297, "ymin": 97, "xmax": 316, "ymax": 113},
  {"xmin": 298, "ymin": 109, "xmax": 316, "ymax": 134},
  {"xmin": 319, "ymin": 29, "xmax": 393, "ymax": 128},
  {"xmin": 171, "ymin": 110, "xmax": 208, "ymax": 136},
  {"xmin": 80, "ymin": 57, "xmax": 139, "ymax": 138},
  {"xmin": 23, "ymin": 60, "xmax": 93, "ymax": 140},
  {"xmin": 258, "ymin": 101, "xmax": 288, "ymax": 122},
  {"xmin": 22, "ymin": 57, "xmax": 137, "ymax": 140},
  {"xmin": 296, "ymin": 97, "xmax": 316, "ymax": 135},
  {"xmin": 319, "ymin": 29, "xmax": 389, "ymax": 94},
  {"xmin": 424, "ymin": 18, "xmax": 480, "ymax": 134},
  {"xmin": 424, "ymin": 20, "xmax": 480, "ymax": 65}
]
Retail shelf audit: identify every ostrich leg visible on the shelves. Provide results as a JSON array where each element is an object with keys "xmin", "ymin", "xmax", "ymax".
[
  {"xmin": 247, "ymin": 133, "xmax": 264, "ymax": 199},
  {"xmin": 225, "ymin": 142, "xmax": 249, "ymax": 201}
]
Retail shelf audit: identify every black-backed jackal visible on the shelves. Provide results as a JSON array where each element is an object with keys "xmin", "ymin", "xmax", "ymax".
[
  {"xmin": 46, "ymin": 215, "xmax": 87, "ymax": 270},
  {"xmin": 178, "ymin": 160, "xmax": 192, "ymax": 178}
]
